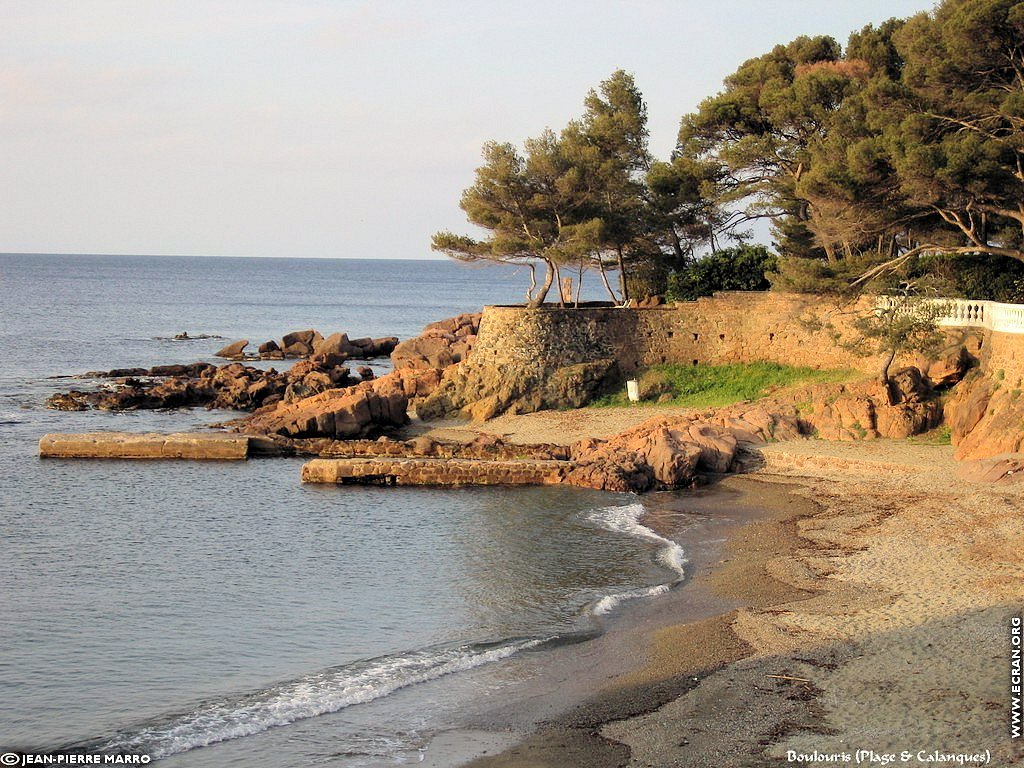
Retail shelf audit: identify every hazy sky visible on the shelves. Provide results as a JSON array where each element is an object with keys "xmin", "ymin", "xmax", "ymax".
[{"xmin": 1, "ymin": 0, "xmax": 935, "ymax": 259}]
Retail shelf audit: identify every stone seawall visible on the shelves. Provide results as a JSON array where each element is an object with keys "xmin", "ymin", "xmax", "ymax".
[
  {"xmin": 417, "ymin": 291, "xmax": 1024, "ymax": 429},
  {"xmin": 465, "ymin": 292, "xmax": 1024, "ymax": 382},
  {"xmin": 468, "ymin": 293, "xmax": 885, "ymax": 377}
]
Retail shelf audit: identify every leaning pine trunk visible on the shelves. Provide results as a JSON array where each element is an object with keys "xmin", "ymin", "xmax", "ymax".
[
  {"xmin": 597, "ymin": 258, "xmax": 619, "ymax": 303},
  {"xmin": 880, "ymin": 348, "xmax": 898, "ymax": 406},
  {"xmin": 823, "ymin": 241, "xmax": 838, "ymax": 265},
  {"xmin": 527, "ymin": 260, "xmax": 556, "ymax": 308},
  {"xmin": 616, "ymin": 247, "xmax": 629, "ymax": 304}
]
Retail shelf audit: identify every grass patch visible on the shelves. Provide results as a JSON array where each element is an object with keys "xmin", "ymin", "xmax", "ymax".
[
  {"xmin": 591, "ymin": 361, "xmax": 855, "ymax": 409},
  {"xmin": 907, "ymin": 425, "xmax": 953, "ymax": 445}
]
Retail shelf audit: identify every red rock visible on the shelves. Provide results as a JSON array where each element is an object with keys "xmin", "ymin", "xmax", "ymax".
[
  {"xmin": 243, "ymin": 385, "xmax": 408, "ymax": 439},
  {"xmin": 370, "ymin": 337, "xmax": 399, "ymax": 356},
  {"xmin": 952, "ymin": 384, "xmax": 1024, "ymax": 460},
  {"xmin": 945, "ymin": 373, "xmax": 993, "ymax": 444},
  {"xmin": 926, "ymin": 344, "xmax": 974, "ymax": 388},
  {"xmin": 312, "ymin": 332, "xmax": 350, "ymax": 357},
  {"xmin": 392, "ymin": 335, "xmax": 456, "ymax": 370},
  {"xmin": 281, "ymin": 329, "xmax": 323, "ymax": 357},
  {"xmin": 955, "ymin": 453, "xmax": 1024, "ymax": 484},
  {"xmin": 392, "ymin": 313, "xmax": 481, "ymax": 371},
  {"xmin": 215, "ymin": 339, "xmax": 249, "ymax": 358}
]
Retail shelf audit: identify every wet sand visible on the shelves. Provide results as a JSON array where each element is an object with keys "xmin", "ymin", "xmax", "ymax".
[{"xmin": 405, "ymin": 418, "xmax": 1024, "ymax": 767}]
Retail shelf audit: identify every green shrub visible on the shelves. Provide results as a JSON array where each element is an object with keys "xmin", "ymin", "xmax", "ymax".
[
  {"xmin": 907, "ymin": 425, "xmax": 952, "ymax": 445},
  {"xmin": 623, "ymin": 250, "xmax": 673, "ymax": 299},
  {"xmin": 767, "ymin": 254, "xmax": 897, "ymax": 295},
  {"xmin": 911, "ymin": 253, "xmax": 1024, "ymax": 303},
  {"xmin": 667, "ymin": 245, "xmax": 777, "ymax": 301}
]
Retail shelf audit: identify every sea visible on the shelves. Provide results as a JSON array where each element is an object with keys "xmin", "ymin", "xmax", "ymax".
[{"xmin": 0, "ymin": 254, "xmax": 700, "ymax": 767}]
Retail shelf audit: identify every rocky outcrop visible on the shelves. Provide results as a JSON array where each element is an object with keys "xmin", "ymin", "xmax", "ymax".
[
  {"xmin": 297, "ymin": 369, "xmax": 963, "ymax": 492},
  {"xmin": 340, "ymin": 335, "xmax": 400, "ymax": 358},
  {"xmin": 295, "ymin": 397, "xmax": 801, "ymax": 492},
  {"xmin": 555, "ymin": 370, "xmax": 945, "ymax": 492},
  {"xmin": 564, "ymin": 404, "xmax": 802, "ymax": 492},
  {"xmin": 258, "ymin": 340, "xmax": 282, "ymax": 357},
  {"xmin": 391, "ymin": 313, "xmax": 480, "ymax": 370},
  {"xmin": 925, "ymin": 339, "xmax": 977, "ymax": 388},
  {"xmin": 216, "ymin": 329, "xmax": 398, "ymax": 360},
  {"xmin": 945, "ymin": 369, "xmax": 1024, "ymax": 460},
  {"xmin": 47, "ymin": 356, "xmax": 372, "ymax": 412},
  {"xmin": 955, "ymin": 453, "xmax": 1024, "ymax": 484},
  {"xmin": 279, "ymin": 329, "xmax": 320, "ymax": 357},
  {"xmin": 52, "ymin": 314, "xmax": 468, "ymax": 415},
  {"xmin": 789, "ymin": 371, "xmax": 943, "ymax": 442},
  {"xmin": 214, "ymin": 339, "xmax": 249, "ymax": 358},
  {"xmin": 242, "ymin": 377, "xmax": 408, "ymax": 439},
  {"xmin": 235, "ymin": 364, "xmax": 463, "ymax": 440},
  {"xmin": 418, "ymin": 358, "xmax": 619, "ymax": 421},
  {"xmin": 368, "ymin": 366, "xmax": 444, "ymax": 400}
]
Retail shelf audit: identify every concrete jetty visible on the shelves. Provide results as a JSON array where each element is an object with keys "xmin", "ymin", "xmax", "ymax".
[
  {"xmin": 38, "ymin": 432, "xmax": 281, "ymax": 460},
  {"xmin": 301, "ymin": 457, "xmax": 569, "ymax": 486}
]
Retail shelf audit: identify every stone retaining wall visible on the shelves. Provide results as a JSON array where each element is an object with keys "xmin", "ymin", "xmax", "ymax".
[
  {"xmin": 985, "ymin": 330, "xmax": 1024, "ymax": 385},
  {"xmin": 471, "ymin": 293, "xmax": 881, "ymax": 377},
  {"xmin": 473, "ymin": 292, "xmax": 1024, "ymax": 379}
]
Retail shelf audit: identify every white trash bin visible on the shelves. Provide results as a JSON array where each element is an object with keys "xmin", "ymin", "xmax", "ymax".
[{"xmin": 626, "ymin": 379, "xmax": 640, "ymax": 403}]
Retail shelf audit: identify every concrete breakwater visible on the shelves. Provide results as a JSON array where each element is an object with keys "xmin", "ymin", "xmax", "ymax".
[
  {"xmin": 38, "ymin": 432, "xmax": 284, "ymax": 459},
  {"xmin": 301, "ymin": 457, "xmax": 568, "ymax": 486}
]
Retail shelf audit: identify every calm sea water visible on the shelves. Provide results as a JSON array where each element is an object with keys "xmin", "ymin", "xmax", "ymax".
[{"xmin": 0, "ymin": 254, "xmax": 683, "ymax": 766}]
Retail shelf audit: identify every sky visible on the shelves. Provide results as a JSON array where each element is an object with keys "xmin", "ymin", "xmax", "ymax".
[{"xmin": 0, "ymin": 0, "xmax": 937, "ymax": 259}]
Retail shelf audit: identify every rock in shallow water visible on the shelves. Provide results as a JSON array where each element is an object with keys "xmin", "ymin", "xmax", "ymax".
[{"xmin": 214, "ymin": 339, "xmax": 249, "ymax": 359}]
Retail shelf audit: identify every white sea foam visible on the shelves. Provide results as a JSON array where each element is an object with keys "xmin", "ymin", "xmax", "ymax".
[
  {"xmin": 586, "ymin": 502, "xmax": 687, "ymax": 616},
  {"xmin": 96, "ymin": 638, "xmax": 546, "ymax": 759},
  {"xmin": 592, "ymin": 583, "xmax": 672, "ymax": 615}
]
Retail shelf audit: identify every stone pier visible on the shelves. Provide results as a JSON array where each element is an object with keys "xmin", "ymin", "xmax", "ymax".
[
  {"xmin": 301, "ymin": 457, "xmax": 569, "ymax": 486},
  {"xmin": 38, "ymin": 432, "xmax": 282, "ymax": 460}
]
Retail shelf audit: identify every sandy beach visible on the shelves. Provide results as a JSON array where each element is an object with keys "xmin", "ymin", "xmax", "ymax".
[{"xmin": 404, "ymin": 410, "xmax": 1024, "ymax": 767}]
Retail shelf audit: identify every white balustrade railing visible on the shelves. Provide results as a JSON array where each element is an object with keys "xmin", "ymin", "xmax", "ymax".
[{"xmin": 876, "ymin": 296, "xmax": 1024, "ymax": 334}]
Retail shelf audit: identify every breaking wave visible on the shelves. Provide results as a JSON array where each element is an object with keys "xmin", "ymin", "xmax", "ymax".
[
  {"xmin": 72, "ymin": 637, "xmax": 550, "ymax": 760},
  {"xmin": 585, "ymin": 502, "xmax": 687, "ymax": 615}
]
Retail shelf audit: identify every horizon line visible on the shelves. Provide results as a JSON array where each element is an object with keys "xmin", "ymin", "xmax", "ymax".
[{"xmin": 0, "ymin": 251, "xmax": 452, "ymax": 261}]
